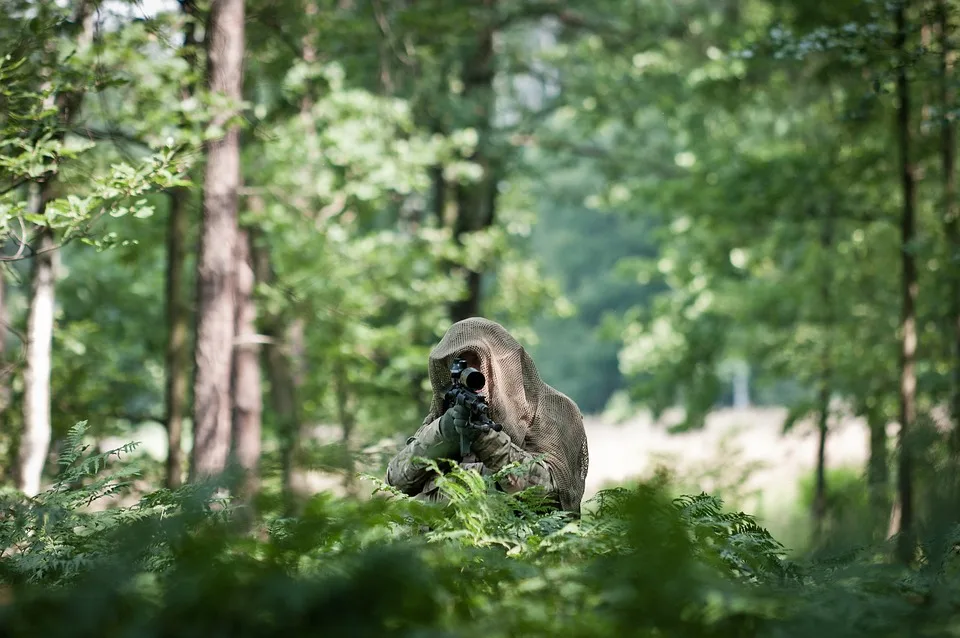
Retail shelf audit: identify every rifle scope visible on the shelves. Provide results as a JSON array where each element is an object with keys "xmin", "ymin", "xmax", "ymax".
[{"xmin": 450, "ymin": 358, "xmax": 485, "ymax": 392}]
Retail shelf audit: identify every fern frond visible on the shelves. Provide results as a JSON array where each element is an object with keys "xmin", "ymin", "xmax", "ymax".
[{"xmin": 55, "ymin": 422, "xmax": 90, "ymax": 471}]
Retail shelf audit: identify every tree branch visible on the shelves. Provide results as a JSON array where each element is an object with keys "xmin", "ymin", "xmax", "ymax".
[
  {"xmin": 0, "ymin": 177, "xmax": 30, "ymax": 198},
  {"xmin": 74, "ymin": 126, "xmax": 153, "ymax": 151}
]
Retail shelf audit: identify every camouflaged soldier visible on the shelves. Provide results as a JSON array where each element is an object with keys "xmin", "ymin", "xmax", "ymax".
[{"xmin": 385, "ymin": 317, "xmax": 589, "ymax": 514}]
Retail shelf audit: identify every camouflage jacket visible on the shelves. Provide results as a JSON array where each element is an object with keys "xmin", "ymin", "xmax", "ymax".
[{"xmin": 385, "ymin": 417, "xmax": 557, "ymax": 505}]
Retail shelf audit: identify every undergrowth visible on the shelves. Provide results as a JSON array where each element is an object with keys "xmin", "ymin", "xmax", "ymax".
[{"xmin": 0, "ymin": 423, "xmax": 959, "ymax": 637}]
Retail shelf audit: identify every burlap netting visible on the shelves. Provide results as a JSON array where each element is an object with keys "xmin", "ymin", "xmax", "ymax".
[{"xmin": 423, "ymin": 317, "xmax": 589, "ymax": 512}]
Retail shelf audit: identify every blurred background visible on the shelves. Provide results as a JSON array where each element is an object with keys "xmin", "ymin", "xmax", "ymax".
[{"xmin": 2, "ymin": 0, "xmax": 956, "ymax": 559}]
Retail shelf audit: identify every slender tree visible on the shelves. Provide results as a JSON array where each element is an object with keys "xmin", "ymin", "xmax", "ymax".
[
  {"xmin": 450, "ymin": 0, "xmax": 499, "ymax": 322},
  {"xmin": 17, "ymin": 0, "xmax": 94, "ymax": 496},
  {"xmin": 231, "ymin": 228, "xmax": 262, "ymax": 502},
  {"xmin": 164, "ymin": 0, "xmax": 201, "ymax": 489},
  {"xmin": 165, "ymin": 188, "xmax": 190, "ymax": 488},
  {"xmin": 190, "ymin": 0, "xmax": 245, "ymax": 480},
  {"xmin": 19, "ymin": 219, "xmax": 58, "ymax": 496},
  {"xmin": 812, "ymin": 216, "xmax": 834, "ymax": 546},
  {"xmin": 939, "ymin": 0, "xmax": 960, "ymax": 459},
  {"xmin": 255, "ymin": 0, "xmax": 317, "ymax": 510},
  {"xmin": 867, "ymin": 405, "xmax": 890, "ymax": 539},
  {"xmin": 893, "ymin": 0, "xmax": 918, "ymax": 564},
  {"xmin": 0, "ymin": 270, "xmax": 9, "ymax": 416}
]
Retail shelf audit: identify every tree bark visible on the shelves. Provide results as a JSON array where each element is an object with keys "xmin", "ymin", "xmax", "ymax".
[
  {"xmin": 0, "ymin": 270, "xmax": 11, "ymax": 416},
  {"xmin": 812, "ymin": 211, "xmax": 834, "ymax": 546},
  {"xmin": 190, "ymin": 0, "xmax": 244, "ymax": 481},
  {"xmin": 265, "ymin": 321, "xmax": 304, "ymax": 510},
  {"xmin": 867, "ymin": 408, "xmax": 890, "ymax": 539},
  {"xmin": 163, "ymin": 0, "xmax": 201, "ymax": 491},
  {"xmin": 17, "ymin": 220, "xmax": 56, "ymax": 496},
  {"xmin": 812, "ymin": 382, "xmax": 829, "ymax": 544},
  {"xmin": 282, "ymin": 318, "xmax": 306, "ymax": 497},
  {"xmin": 894, "ymin": 0, "xmax": 918, "ymax": 564},
  {"xmin": 431, "ymin": 164, "xmax": 447, "ymax": 227},
  {"xmin": 248, "ymin": 229, "xmax": 303, "ymax": 513},
  {"xmin": 165, "ymin": 188, "xmax": 190, "ymax": 488},
  {"xmin": 334, "ymin": 355, "xmax": 357, "ymax": 494},
  {"xmin": 231, "ymin": 228, "xmax": 262, "ymax": 502},
  {"xmin": 939, "ymin": 0, "xmax": 960, "ymax": 460},
  {"xmin": 450, "ymin": 0, "xmax": 498, "ymax": 323}
]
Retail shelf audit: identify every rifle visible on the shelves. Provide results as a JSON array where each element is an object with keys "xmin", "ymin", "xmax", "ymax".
[{"xmin": 443, "ymin": 357, "xmax": 503, "ymax": 456}]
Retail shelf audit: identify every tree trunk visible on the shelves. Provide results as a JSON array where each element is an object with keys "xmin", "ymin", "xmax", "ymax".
[
  {"xmin": 248, "ymin": 230, "xmax": 303, "ymax": 513},
  {"xmin": 0, "ymin": 270, "xmax": 11, "ymax": 416},
  {"xmin": 264, "ymin": 321, "xmax": 304, "ymax": 510},
  {"xmin": 250, "ymin": 0, "xmax": 315, "ymax": 509},
  {"xmin": 812, "ymin": 211, "xmax": 834, "ymax": 546},
  {"xmin": 939, "ymin": 0, "xmax": 960, "ymax": 460},
  {"xmin": 812, "ymin": 385, "xmax": 829, "ymax": 545},
  {"xmin": 17, "ymin": 220, "xmax": 56, "ymax": 496},
  {"xmin": 190, "ymin": 0, "xmax": 244, "ymax": 481},
  {"xmin": 163, "ymin": 0, "xmax": 201, "ymax": 491},
  {"xmin": 0, "ymin": 271, "xmax": 9, "ymax": 485},
  {"xmin": 431, "ymin": 164, "xmax": 447, "ymax": 227},
  {"xmin": 334, "ymin": 355, "xmax": 357, "ymax": 494},
  {"xmin": 165, "ymin": 188, "xmax": 190, "ymax": 488},
  {"xmin": 450, "ymin": 0, "xmax": 498, "ymax": 323},
  {"xmin": 868, "ymin": 409, "xmax": 890, "ymax": 539},
  {"xmin": 267, "ymin": 342, "xmax": 298, "ymax": 504},
  {"xmin": 282, "ymin": 318, "xmax": 306, "ymax": 497},
  {"xmin": 894, "ymin": 0, "xmax": 918, "ymax": 564},
  {"xmin": 231, "ymin": 228, "xmax": 262, "ymax": 502}
]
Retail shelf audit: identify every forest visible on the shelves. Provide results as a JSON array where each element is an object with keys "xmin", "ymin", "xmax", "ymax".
[{"xmin": 3, "ymin": 0, "xmax": 960, "ymax": 635}]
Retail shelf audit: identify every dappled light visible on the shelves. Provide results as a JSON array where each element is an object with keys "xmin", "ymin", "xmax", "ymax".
[{"xmin": 2, "ymin": 0, "xmax": 960, "ymax": 635}]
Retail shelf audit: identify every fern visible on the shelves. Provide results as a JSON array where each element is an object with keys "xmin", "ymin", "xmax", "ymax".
[
  {"xmin": 674, "ymin": 493, "xmax": 798, "ymax": 583},
  {"xmin": 7, "ymin": 429, "xmax": 957, "ymax": 638},
  {"xmin": 0, "ymin": 423, "xmax": 226, "ymax": 587}
]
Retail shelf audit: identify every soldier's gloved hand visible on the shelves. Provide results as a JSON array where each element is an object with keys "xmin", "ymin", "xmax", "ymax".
[
  {"xmin": 439, "ymin": 403, "xmax": 469, "ymax": 443},
  {"xmin": 455, "ymin": 418, "xmax": 485, "ymax": 443}
]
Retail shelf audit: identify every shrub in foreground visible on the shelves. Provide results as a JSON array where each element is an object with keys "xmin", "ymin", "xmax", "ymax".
[{"xmin": 0, "ymin": 425, "xmax": 958, "ymax": 637}]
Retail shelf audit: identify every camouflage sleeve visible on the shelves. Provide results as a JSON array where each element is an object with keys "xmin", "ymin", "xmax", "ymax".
[
  {"xmin": 470, "ymin": 430, "xmax": 557, "ymax": 499},
  {"xmin": 385, "ymin": 417, "xmax": 457, "ymax": 496}
]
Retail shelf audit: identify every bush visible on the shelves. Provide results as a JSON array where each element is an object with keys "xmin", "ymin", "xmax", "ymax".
[{"xmin": 1, "ymin": 424, "xmax": 958, "ymax": 637}]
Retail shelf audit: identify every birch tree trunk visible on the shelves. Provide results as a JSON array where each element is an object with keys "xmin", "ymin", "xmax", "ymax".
[
  {"xmin": 17, "ymin": 222, "xmax": 57, "ymax": 496},
  {"xmin": 16, "ymin": 0, "xmax": 94, "ymax": 495}
]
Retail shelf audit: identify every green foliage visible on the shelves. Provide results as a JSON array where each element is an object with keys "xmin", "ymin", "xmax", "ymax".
[
  {"xmin": 794, "ymin": 466, "xmax": 878, "ymax": 554},
  {"xmin": 247, "ymin": 64, "xmax": 466, "ymax": 437},
  {"xmin": 0, "ymin": 3, "xmax": 192, "ymax": 451},
  {"xmin": 4, "ymin": 6, "xmax": 960, "ymax": 635},
  {"xmin": 527, "ymin": 160, "xmax": 661, "ymax": 413},
  {"xmin": 0, "ymin": 422, "xmax": 214, "ymax": 587},
  {"xmin": 8, "ymin": 432, "xmax": 960, "ymax": 638},
  {"xmin": 0, "ymin": 432, "xmax": 805, "ymax": 637},
  {"xmin": 0, "ymin": 3, "xmax": 189, "ymax": 249},
  {"xmin": 555, "ymin": 0, "xmax": 954, "ymax": 439}
]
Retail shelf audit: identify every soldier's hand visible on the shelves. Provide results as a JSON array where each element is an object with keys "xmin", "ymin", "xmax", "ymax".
[
  {"xmin": 456, "ymin": 419, "xmax": 486, "ymax": 443},
  {"xmin": 453, "ymin": 396, "xmax": 485, "ymax": 443},
  {"xmin": 439, "ymin": 403, "xmax": 469, "ymax": 442}
]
